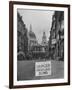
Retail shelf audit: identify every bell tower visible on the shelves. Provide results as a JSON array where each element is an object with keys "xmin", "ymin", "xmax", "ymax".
[{"xmin": 41, "ymin": 31, "xmax": 47, "ymax": 46}]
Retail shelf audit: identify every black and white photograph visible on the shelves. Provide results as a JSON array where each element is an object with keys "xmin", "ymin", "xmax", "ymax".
[
  {"xmin": 9, "ymin": 1, "xmax": 70, "ymax": 88},
  {"xmin": 17, "ymin": 9, "xmax": 64, "ymax": 81}
]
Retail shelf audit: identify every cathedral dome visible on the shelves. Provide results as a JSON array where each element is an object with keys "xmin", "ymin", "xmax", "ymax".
[{"xmin": 29, "ymin": 30, "xmax": 36, "ymax": 38}]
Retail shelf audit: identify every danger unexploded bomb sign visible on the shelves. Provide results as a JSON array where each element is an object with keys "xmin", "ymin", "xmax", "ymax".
[{"xmin": 35, "ymin": 61, "xmax": 51, "ymax": 76}]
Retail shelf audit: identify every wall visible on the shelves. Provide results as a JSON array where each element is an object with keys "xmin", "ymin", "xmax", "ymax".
[{"xmin": 0, "ymin": 0, "xmax": 72, "ymax": 90}]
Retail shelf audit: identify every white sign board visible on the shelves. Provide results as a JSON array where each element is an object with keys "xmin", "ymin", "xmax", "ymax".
[
  {"xmin": 35, "ymin": 61, "xmax": 51, "ymax": 76},
  {"xmin": 52, "ymin": 39, "xmax": 56, "ymax": 44}
]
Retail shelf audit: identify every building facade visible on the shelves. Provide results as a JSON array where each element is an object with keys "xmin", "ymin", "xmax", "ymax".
[
  {"xmin": 17, "ymin": 12, "xmax": 28, "ymax": 60},
  {"xmin": 48, "ymin": 11, "xmax": 64, "ymax": 60},
  {"xmin": 31, "ymin": 31, "xmax": 48, "ymax": 59}
]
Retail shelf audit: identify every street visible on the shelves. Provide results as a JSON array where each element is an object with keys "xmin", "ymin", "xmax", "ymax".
[{"xmin": 17, "ymin": 60, "xmax": 64, "ymax": 81}]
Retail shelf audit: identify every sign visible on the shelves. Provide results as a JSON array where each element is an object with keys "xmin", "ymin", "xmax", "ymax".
[
  {"xmin": 35, "ymin": 61, "xmax": 51, "ymax": 76},
  {"xmin": 51, "ymin": 39, "xmax": 56, "ymax": 44}
]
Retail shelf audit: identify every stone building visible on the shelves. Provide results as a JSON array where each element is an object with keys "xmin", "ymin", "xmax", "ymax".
[
  {"xmin": 17, "ymin": 12, "xmax": 28, "ymax": 60},
  {"xmin": 58, "ymin": 12, "xmax": 64, "ymax": 60},
  {"xmin": 48, "ymin": 11, "xmax": 64, "ymax": 60},
  {"xmin": 28, "ymin": 24, "xmax": 38, "ymax": 51},
  {"xmin": 31, "ymin": 31, "xmax": 48, "ymax": 59},
  {"xmin": 41, "ymin": 31, "xmax": 47, "ymax": 46}
]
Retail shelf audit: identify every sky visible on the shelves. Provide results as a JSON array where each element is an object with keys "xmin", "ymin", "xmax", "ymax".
[{"xmin": 18, "ymin": 9, "xmax": 54, "ymax": 44}]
